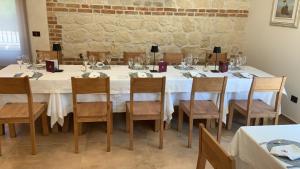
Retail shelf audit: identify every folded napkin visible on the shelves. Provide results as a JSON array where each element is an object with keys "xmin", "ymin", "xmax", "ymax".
[
  {"xmin": 96, "ymin": 62, "xmax": 105, "ymax": 67},
  {"xmin": 137, "ymin": 72, "xmax": 147, "ymax": 78},
  {"xmin": 270, "ymin": 144, "xmax": 300, "ymax": 161},
  {"xmin": 190, "ymin": 72, "xmax": 203, "ymax": 78},
  {"xmin": 21, "ymin": 72, "xmax": 34, "ymax": 78},
  {"xmin": 240, "ymin": 72, "xmax": 253, "ymax": 79},
  {"xmin": 88, "ymin": 72, "xmax": 100, "ymax": 78}
]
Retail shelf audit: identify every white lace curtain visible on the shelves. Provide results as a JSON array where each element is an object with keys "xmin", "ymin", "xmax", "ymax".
[{"xmin": 0, "ymin": 0, "xmax": 29, "ymax": 67}]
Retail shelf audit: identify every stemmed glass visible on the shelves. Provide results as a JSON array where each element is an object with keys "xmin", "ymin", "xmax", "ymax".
[
  {"xmin": 17, "ymin": 57, "xmax": 23, "ymax": 71},
  {"xmin": 193, "ymin": 56, "xmax": 199, "ymax": 65},
  {"xmin": 128, "ymin": 58, "xmax": 134, "ymax": 69},
  {"xmin": 89, "ymin": 56, "xmax": 96, "ymax": 70},
  {"xmin": 106, "ymin": 55, "xmax": 112, "ymax": 66},
  {"xmin": 229, "ymin": 56, "xmax": 235, "ymax": 70}
]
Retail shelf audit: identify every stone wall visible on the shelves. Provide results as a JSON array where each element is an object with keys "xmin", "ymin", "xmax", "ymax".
[{"xmin": 46, "ymin": 0, "xmax": 249, "ymax": 60}]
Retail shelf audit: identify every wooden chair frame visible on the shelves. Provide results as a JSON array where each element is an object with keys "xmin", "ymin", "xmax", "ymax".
[
  {"xmin": 123, "ymin": 52, "xmax": 146, "ymax": 65},
  {"xmin": 178, "ymin": 77, "xmax": 228, "ymax": 147},
  {"xmin": 227, "ymin": 76, "xmax": 287, "ymax": 129},
  {"xmin": 0, "ymin": 77, "xmax": 49, "ymax": 155},
  {"xmin": 36, "ymin": 50, "xmax": 60, "ymax": 63},
  {"xmin": 71, "ymin": 77, "xmax": 112, "ymax": 153},
  {"xmin": 126, "ymin": 77, "xmax": 166, "ymax": 150},
  {"xmin": 163, "ymin": 52, "xmax": 184, "ymax": 65},
  {"xmin": 197, "ymin": 124, "xmax": 235, "ymax": 169}
]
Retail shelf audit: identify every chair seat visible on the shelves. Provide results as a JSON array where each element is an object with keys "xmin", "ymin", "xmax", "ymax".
[
  {"xmin": 231, "ymin": 99, "xmax": 276, "ymax": 117},
  {"xmin": 0, "ymin": 103, "xmax": 46, "ymax": 122},
  {"xmin": 180, "ymin": 100, "xmax": 220, "ymax": 119},
  {"xmin": 77, "ymin": 102, "xmax": 111, "ymax": 118},
  {"xmin": 126, "ymin": 101, "xmax": 161, "ymax": 119}
]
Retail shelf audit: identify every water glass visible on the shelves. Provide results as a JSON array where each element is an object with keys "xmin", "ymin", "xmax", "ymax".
[
  {"xmin": 128, "ymin": 58, "xmax": 134, "ymax": 68},
  {"xmin": 106, "ymin": 55, "xmax": 112, "ymax": 66},
  {"xmin": 17, "ymin": 58, "xmax": 23, "ymax": 71}
]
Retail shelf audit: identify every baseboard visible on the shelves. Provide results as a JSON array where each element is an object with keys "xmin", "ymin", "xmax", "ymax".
[{"xmin": 280, "ymin": 114, "xmax": 297, "ymax": 124}]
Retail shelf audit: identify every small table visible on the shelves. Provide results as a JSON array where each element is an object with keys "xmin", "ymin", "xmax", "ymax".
[{"xmin": 230, "ymin": 125, "xmax": 300, "ymax": 169}]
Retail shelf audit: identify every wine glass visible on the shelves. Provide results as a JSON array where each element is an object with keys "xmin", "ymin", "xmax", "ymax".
[
  {"xmin": 229, "ymin": 56, "xmax": 235, "ymax": 70},
  {"xmin": 128, "ymin": 58, "xmax": 134, "ymax": 69},
  {"xmin": 106, "ymin": 55, "xmax": 112, "ymax": 66},
  {"xmin": 193, "ymin": 56, "xmax": 199, "ymax": 65},
  {"xmin": 17, "ymin": 57, "xmax": 23, "ymax": 71},
  {"xmin": 242, "ymin": 55, "xmax": 247, "ymax": 66},
  {"xmin": 89, "ymin": 56, "xmax": 96, "ymax": 70}
]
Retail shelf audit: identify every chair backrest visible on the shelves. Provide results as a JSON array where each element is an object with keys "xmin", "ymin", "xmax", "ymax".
[
  {"xmin": 71, "ymin": 77, "xmax": 110, "ymax": 95},
  {"xmin": 36, "ymin": 50, "xmax": 59, "ymax": 63},
  {"xmin": 191, "ymin": 77, "xmax": 228, "ymax": 115},
  {"xmin": 197, "ymin": 124, "xmax": 235, "ymax": 169},
  {"xmin": 0, "ymin": 77, "xmax": 34, "ymax": 119},
  {"xmin": 206, "ymin": 52, "xmax": 227, "ymax": 65},
  {"xmin": 130, "ymin": 77, "xmax": 166, "ymax": 114},
  {"xmin": 123, "ymin": 52, "xmax": 146, "ymax": 65},
  {"xmin": 87, "ymin": 51, "xmax": 110, "ymax": 62},
  {"xmin": 163, "ymin": 53, "xmax": 184, "ymax": 65},
  {"xmin": 247, "ymin": 76, "xmax": 286, "ymax": 113}
]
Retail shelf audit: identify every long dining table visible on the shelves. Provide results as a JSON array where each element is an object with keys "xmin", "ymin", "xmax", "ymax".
[{"xmin": 0, "ymin": 64, "xmax": 280, "ymax": 127}]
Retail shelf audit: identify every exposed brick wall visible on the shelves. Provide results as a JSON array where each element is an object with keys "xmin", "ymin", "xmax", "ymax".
[{"xmin": 46, "ymin": 0, "xmax": 249, "ymax": 50}]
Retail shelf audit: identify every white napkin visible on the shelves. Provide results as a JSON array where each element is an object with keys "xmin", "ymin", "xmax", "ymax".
[
  {"xmin": 21, "ymin": 72, "xmax": 34, "ymax": 78},
  {"xmin": 190, "ymin": 71, "xmax": 202, "ymax": 78},
  {"xmin": 88, "ymin": 72, "xmax": 100, "ymax": 78},
  {"xmin": 137, "ymin": 72, "xmax": 147, "ymax": 78},
  {"xmin": 270, "ymin": 144, "xmax": 300, "ymax": 160},
  {"xmin": 96, "ymin": 62, "xmax": 104, "ymax": 67},
  {"xmin": 240, "ymin": 72, "xmax": 253, "ymax": 79}
]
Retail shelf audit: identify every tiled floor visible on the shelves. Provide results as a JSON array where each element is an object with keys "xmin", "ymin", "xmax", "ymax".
[{"xmin": 0, "ymin": 114, "xmax": 291, "ymax": 169}]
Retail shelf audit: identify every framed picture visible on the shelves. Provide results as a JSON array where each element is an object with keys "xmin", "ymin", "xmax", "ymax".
[{"xmin": 271, "ymin": 0, "xmax": 300, "ymax": 28}]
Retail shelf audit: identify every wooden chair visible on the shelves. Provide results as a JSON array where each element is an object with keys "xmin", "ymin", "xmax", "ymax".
[
  {"xmin": 123, "ymin": 52, "xmax": 146, "ymax": 65},
  {"xmin": 206, "ymin": 52, "xmax": 227, "ymax": 65},
  {"xmin": 0, "ymin": 77, "xmax": 49, "ymax": 155},
  {"xmin": 71, "ymin": 77, "xmax": 112, "ymax": 153},
  {"xmin": 126, "ymin": 77, "xmax": 166, "ymax": 150},
  {"xmin": 178, "ymin": 77, "xmax": 227, "ymax": 147},
  {"xmin": 197, "ymin": 124, "xmax": 235, "ymax": 169},
  {"xmin": 36, "ymin": 50, "xmax": 60, "ymax": 63},
  {"xmin": 227, "ymin": 76, "xmax": 287, "ymax": 130},
  {"xmin": 87, "ymin": 51, "xmax": 110, "ymax": 62},
  {"xmin": 163, "ymin": 53, "xmax": 184, "ymax": 65}
]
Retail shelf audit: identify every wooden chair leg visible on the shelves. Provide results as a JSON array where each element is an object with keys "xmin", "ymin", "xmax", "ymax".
[
  {"xmin": 0, "ymin": 131, "xmax": 2, "ymax": 156},
  {"xmin": 159, "ymin": 119, "xmax": 163, "ymax": 149},
  {"xmin": 29, "ymin": 122, "xmax": 36, "ymax": 155},
  {"xmin": 227, "ymin": 104, "xmax": 234, "ymax": 130},
  {"xmin": 188, "ymin": 117, "xmax": 193, "ymax": 148},
  {"xmin": 217, "ymin": 119, "xmax": 222, "ymax": 143},
  {"xmin": 196, "ymin": 154, "xmax": 206, "ymax": 169},
  {"xmin": 178, "ymin": 105, "xmax": 183, "ymax": 132},
  {"xmin": 129, "ymin": 115, "xmax": 133, "ymax": 150},
  {"xmin": 62, "ymin": 115, "xmax": 69, "ymax": 133},
  {"xmin": 110, "ymin": 111, "xmax": 113, "ymax": 134},
  {"xmin": 0, "ymin": 124, "xmax": 4, "ymax": 136},
  {"xmin": 78, "ymin": 123, "xmax": 83, "ymax": 136},
  {"xmin": 8, "ymin": 124, "xmax": 16, "ymax": 138},
  {"xmin": 210, "ymin": 119, "xmax": 216, "ymax": 129},
  {"xmin": 126, "ymin": 108, "xmax": 129, "ymax": 132},
  {"xmin": 41, "ymin": 112, "xmax": 49, "ymax": 136},
  {"xmin": 154, "ymin": 120, "xmax": 159, "ymax": 132},
  {"xmin": 107, "ymin": 116, "xmax": 111, "ymax": 152},
  {"xmin": 74, "ymin": 121, "xmax": 79, "ymax": 153},
  {"xmin": 205, "ymin": 119, "xmax": 211, "ymax": 129}
]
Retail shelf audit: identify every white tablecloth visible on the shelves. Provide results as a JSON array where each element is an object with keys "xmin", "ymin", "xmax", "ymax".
[
  {"xmin": 230, "ymin": 125, "xmax": 300, "ymax": 169},
  {"xmin": 0, "ymin": 65, "xmax": 279, "ymax": 127}
]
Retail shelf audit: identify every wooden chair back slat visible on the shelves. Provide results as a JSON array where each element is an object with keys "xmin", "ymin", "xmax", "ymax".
[
  {"xmin": 71, "ymin": 77, "xmax": 110, "ymax": 94},
  {"xmin": 206, "ymin": 53, "xmax": 227, "ymax": 64},
  {"xmin": 163, "ymin": 53, "xmax": 184, "ymax": 65},
  {"xmin": 0, "ymin": 77, "xmax": 31, "ymax": 94},
  {"xmin": 36, "ymin": 50, "xmax": 59, "ymax": 63},
  {"xmin": 192, "ymin": 77, "xmax": 227, "ymax": 93},
  {"xmin": 123, "ymin": 52, "xmax": 146, "ymax": 64},
  {"xmin": 130, "ymin": 77, "xmax": 165, "ymax": 94},
  {"xmin": 87, "ymin": 51, "xmax": 110, "ymax": 62},
  {"xmin": 197, "ymin": 124, "xmax": 235, "ymax": 169},
  {"xmin": 247, "ymin": 76, "xmax": 286, "ymax": 113},
  {"xmin": 251, "ymin": 77, "xmax": 286, "ymax": 92}
]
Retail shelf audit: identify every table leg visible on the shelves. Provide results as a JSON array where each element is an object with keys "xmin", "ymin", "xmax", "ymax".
[
  {"xmin": 8, "ymin": 124, "xmax": 16, "ymax": 138},
  {"xmin": 62, "ymin": 115, "xmax": 69, "ymax": 133}
]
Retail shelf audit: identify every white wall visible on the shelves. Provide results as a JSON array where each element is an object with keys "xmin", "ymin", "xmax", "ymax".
[
  {"xmin": 25, "ymin": 0, "xmax": 50, "ymax": 60},
  {"xmin": 246, "ymin": 0, "xmax": 300, "ymax": 123}
]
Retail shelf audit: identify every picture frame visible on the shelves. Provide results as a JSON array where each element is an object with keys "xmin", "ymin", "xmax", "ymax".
[{"xmin": 270, "ymin": 0, "xmax": 300, "ymax": 28}]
